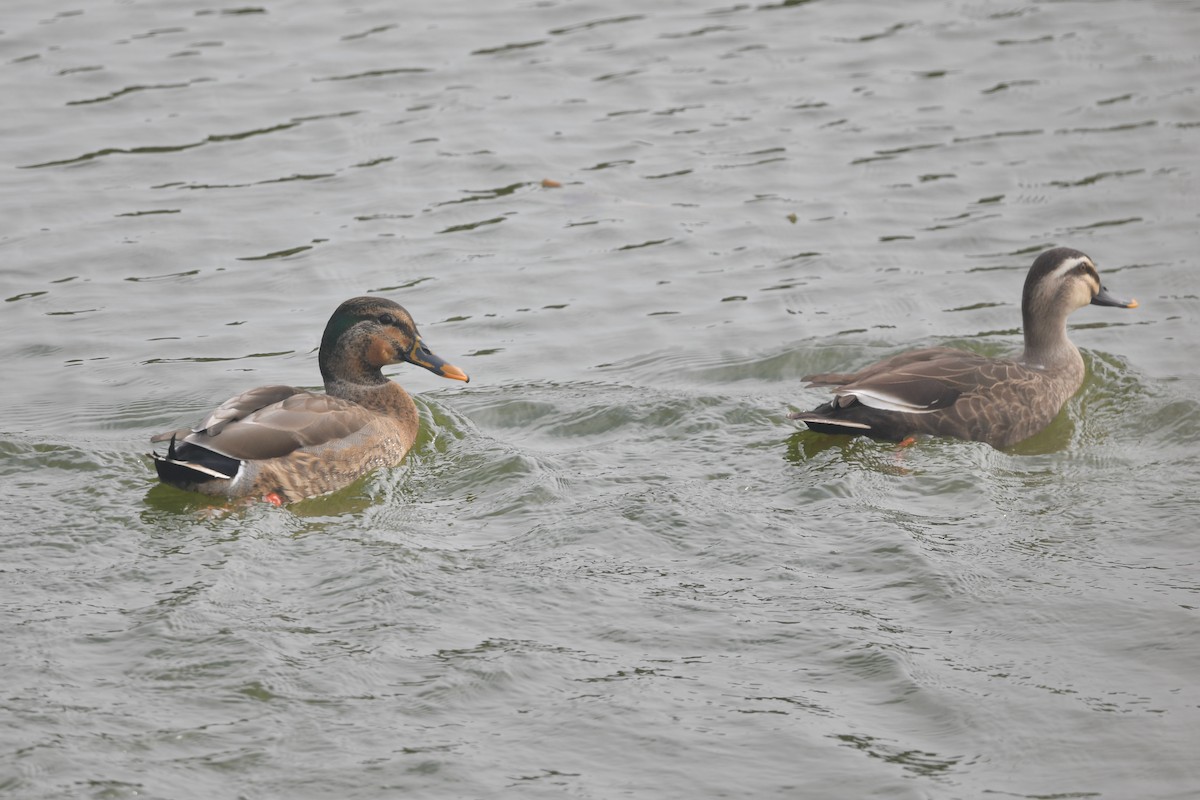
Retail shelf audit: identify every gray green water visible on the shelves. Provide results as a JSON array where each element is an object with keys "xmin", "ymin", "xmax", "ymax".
[{"xmin": 3, "ymin": 0, "xmax": 1199, "ymax": 798}]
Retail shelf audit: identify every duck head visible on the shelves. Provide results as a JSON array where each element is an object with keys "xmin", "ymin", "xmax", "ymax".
[
  {"xmin": 1023, "ymin": 248, "xmax": 1138, "ymax": 313},
  {"xmin": 318, "ymin": 296, "xmax": 469, "ymax": 386},
  {"xmin": 1020, "ymin": 248, "xmax": 1137, "ymax": 364}
]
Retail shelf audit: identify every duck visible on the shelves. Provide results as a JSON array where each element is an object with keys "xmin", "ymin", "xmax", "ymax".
[
  {"xmin": 150, "ymin": 296, "xmax": 469, "ymax": 504},
  {"xmin": 790, "ymin": 247, "xmax": 1137, "ymax": 448}
]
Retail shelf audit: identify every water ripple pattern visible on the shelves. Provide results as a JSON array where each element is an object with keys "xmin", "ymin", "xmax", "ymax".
[{"xmin": 2, "ymin": 0, "xmax": 1198, "ymax": 798}]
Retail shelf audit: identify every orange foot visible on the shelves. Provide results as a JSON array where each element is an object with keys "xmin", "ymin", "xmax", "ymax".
[{"xmin": 263, "ymin": 492, "xmax": 284, "ymax": 506}]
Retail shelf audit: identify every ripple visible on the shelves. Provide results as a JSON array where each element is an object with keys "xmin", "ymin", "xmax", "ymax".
[
  {"xmin": 19, "ymin": 113, "xmax": 361, "ymax": 169},
  {"xmin": 67, "ymin": 78, "xmax": 213, "ymax": 106},
  {"xmin": 3, "ymin": 0, "xmax": 1197, "ymax": 796},
  {"xmin": 314, "ymin": 67, "xmax": 430, "ymax": 82}
]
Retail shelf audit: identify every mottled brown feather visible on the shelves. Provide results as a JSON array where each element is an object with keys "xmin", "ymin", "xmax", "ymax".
[
  {"xmin": 150, "ymin": 297, "xmax": 468, "ymax": 503},
  {"xmin": 792, "ymin": 248, "xmax": 1136, "ymax": 448}
]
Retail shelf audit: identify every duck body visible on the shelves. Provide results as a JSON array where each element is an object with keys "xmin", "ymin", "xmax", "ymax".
[
  {"xmin": 797, "ymin": 346, "xmax": 1084, "ymax": 449},
  {"xmin": 151, "ymin": 297, "xmax": 468, "ymax": 504},
  {"xmin": 792, "ymin": 248, "xmax": 1137, "ymax": 448}
]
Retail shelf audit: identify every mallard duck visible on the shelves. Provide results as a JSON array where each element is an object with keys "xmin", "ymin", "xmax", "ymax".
[
  {"xmin": 150, "ymin": 296, "xmax": 468, "ymax": 504},
  {"xmin": 791, "ymin": 247, "xmax": 1137, "ymax": 448}
]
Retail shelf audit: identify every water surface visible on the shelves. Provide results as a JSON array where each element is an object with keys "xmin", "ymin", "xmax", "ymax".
[{"xmin": 3, "ymin": 0, "xmax": 1198, "ymax": 798}]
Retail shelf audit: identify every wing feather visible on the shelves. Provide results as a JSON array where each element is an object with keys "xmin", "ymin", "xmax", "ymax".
[
  {"xmin": 186, "ymin": 392, "xmax": 377, "ymax": 461},
  {"xmin": 808, "ymin": 347, "xmax": 1024, "ymax": 414},
  {"xmin": 195, "ymin": 385, "xmax": 303, "ymax": 436},
  {"xmin": 152, "ymin": 388, "xmax": 379, "ymax": 463}
]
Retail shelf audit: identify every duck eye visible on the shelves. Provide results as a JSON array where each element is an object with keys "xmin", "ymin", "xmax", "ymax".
[{"xmin": 378, "ymin": 313, "xmax": 396, "ymax": 326}]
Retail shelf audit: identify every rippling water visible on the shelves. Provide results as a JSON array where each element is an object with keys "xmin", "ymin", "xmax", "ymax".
[{"xmin": 3, "ymin": 0, "xmax": 1199, "ymax": 797}]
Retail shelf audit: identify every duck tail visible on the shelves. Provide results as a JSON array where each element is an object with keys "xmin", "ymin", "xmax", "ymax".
[
  {"xmin": 788, "ymin": 412, "xmax": 872, "ymax": 434},
  {"xmin": 151, "ymin": 434, "xmax": 239, "ymax": 487}
]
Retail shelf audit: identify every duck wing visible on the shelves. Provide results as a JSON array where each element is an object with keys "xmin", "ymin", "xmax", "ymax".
[
  {"xmin": 194, "ymin": 385, "xmax": 304, "ymax": 437},
  {"xmin": 151, "ymin": 384, "xmax": 301, "ymax": 445},
  {"xmin": 192, "ymin": 392, "xmax": 380, "ymax": 461},
  {"xmin": 152, "ymin": 386, "xmax": 378, "ymax": 462},
  {"xmin": 795, "ymin": 347, "xmax": 1035, "ymax": 443},
  {"xmin": 806, "ymin": 347, "xmax": 988, "ymax": 413}
]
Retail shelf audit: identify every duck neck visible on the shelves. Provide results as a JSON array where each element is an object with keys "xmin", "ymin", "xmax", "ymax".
[
  {"xmin": 319, "ymin": 337, "xmax": 390, "ymax": 394},
  {"xmin": 1020, "ymin": 304, "xmax": 1078, "ymax": 369}
]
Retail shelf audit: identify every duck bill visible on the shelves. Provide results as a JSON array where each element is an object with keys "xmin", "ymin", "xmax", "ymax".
[
  {"xmin": 1091, "ymin": 285, "xmax": 1138, "ymax": 309},
  {"xmin": 408, "ymin": 338, "xmax": 470, "ymax": 382}
]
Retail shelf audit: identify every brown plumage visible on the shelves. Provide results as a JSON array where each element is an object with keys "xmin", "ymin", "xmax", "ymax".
[
  {"xmin": 150, "ymin": 297, "xmax": 468, "ymax": 503},
  {"xmin": 791, "ymin": 248, "xmax": 1137, "ymax": 448}
]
